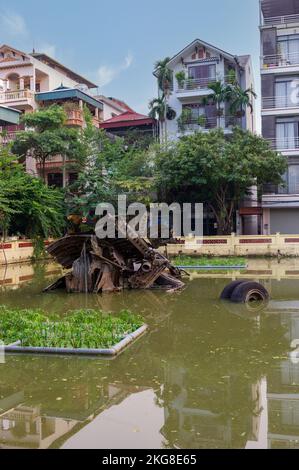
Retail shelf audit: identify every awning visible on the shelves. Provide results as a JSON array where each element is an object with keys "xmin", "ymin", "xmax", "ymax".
[
  {"xmin": 0, "ymin": 105, "xmax": 21, "ymax": 126},
  {"xmin": 36, "ymin": 88, "xmax": 103, "ymax": 110}
]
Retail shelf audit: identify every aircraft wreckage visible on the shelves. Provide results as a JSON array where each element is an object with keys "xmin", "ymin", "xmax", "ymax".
[{"xmin": 44, "ymin": 217, "xmax": 185, "ymax": 294}]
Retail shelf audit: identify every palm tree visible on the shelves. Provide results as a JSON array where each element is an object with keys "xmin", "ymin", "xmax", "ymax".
[
  {"xmin": 207, "ymin": 81, "xmax": 231, "ymax": 127},
  {"xmin": 229, "ymin": 85, "xmax": 257, "ymax": 117},
  {"xmin": 154, "ymin": 57, "xmax": 172, "ymax": 95},
  {"xmin": 149, "ymin": 97, "xmax": 175, "ymax": 142}
]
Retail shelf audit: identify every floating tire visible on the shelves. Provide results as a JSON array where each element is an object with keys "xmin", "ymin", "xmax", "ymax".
[
  {"xmin": 230, "ymin": 281, "xmax": 269, "ymax": 304},
  {"xmin": 220, "ymin": 280, "xmax": 247, "ymax": 300}
]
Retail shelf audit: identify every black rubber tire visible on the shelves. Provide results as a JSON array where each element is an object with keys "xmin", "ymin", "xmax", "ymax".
[
  {"xmin": 220, "ymin": 280, "xmax": 247, "ymax": 300},
  {"xmin": 230, "ymin": 281, "xmax": 269, "ymax": 304}
]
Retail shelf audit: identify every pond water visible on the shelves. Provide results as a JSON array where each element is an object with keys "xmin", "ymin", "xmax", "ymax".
[{"xmin": 0, "ymin": 261, "xmax": 299, "ymax": 449}]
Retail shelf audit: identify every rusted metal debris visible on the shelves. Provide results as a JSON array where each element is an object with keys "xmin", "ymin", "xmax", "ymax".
[{"xmin": 44, "ymin": 219, "xmax": 185, "ymax": 293}]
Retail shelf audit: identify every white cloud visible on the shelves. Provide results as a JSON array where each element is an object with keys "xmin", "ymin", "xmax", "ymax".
[
  {"xmin": 97, "ymin": 65, "xmax": 117, "ymax": 87},
  {"xmin": 97, "ymin": 52, "xmax": 134, "ymax": 87},
  {"xmin": 124, "ymin": 52, "xmax": 133, "ymax": 69},
  {"xmin": 0, "ymin": 10, "xmax": 28, "ymax": 36}
]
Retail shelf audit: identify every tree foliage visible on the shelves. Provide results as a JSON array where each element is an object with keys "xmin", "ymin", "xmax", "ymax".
[
  {"xmin": 0, "ymin": 146, "xmax": 65, "ymax": 239},
  {"xmin": 12, "ymin": 105, "xmax": 84, "ymax": 182},
  {"xmin": 155, "ymin": 128, "xmax": 287, "ymax": 234}
]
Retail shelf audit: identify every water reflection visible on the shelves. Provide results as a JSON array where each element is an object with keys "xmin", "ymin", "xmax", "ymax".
[{"xmin": 0, "ymin": 263, "xmax": 299, "ymax": 448}]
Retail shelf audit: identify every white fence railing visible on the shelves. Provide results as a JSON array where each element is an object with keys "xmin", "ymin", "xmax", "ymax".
[
  {"xmin": 262, "ymin": 96, "xmax": 299, "ymax": 110},
  {"xmin": 263, "ymin": 14, "xmax": 299, "ymax": 26},
  {"xmin": 261, "ymin": 53, "xmax": 299, "ymax": 69},
  {"xmin": 267, "ymin": 137, "xmax": 299, "ymax": 151},
  {"xmin": 0, "ymin": 89, "xmax": 33, "ymax": 103}
]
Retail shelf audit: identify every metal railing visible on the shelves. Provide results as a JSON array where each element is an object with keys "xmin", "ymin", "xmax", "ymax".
[
  {"xmin": 176, "ymin": 77, "xmax": 217, "ymax": 92},
  {"xmin": 267, "ymin": 137, "xmax": 299, "ymax": 151},
  {"xmin": 261, "ymin": 53, "xmax": 299, "ymax": 69},
  {"xmin": 177, "ymin": 115, "xmax": 242, "ymax": 133},
  {"xmin": 0, "ymin": 89, "xmax": 34, "ymax": 103},
  {"xmin": 262, "ymin": 13, "xmax": 299, "ymax": 26},
  {"xmin": 262, "ymin": 96, "xmax": 299, "ymax": 110},
  {"xmin": 263, "ymin": 183, "xmax": 288, "ymax": 195}
]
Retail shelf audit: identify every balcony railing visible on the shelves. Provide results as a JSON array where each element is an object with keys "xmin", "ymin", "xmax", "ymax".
[
  {"xmin": 65, "ymin": 110, "xmax": 84, "ymax": 127},
  {"xmin": 262, "ymin": 14, "xmax": 299, "ymax": 27},
  {"xmin": 262, "ymin": 96, "xmax": 299, "ymax": 110},
  {"xmin": 261, "ymin": 53, "xmax": 299, "ymax": 69},
  {"xmin": 177, "ymin": 116, "xmax": 242, "ymax": 133},
  {"xmin": 178, "ymin": 117, "xmax": 217, "ymax": 132},
  {"xmin": 0, "ymin": 89, "xmax": 34, "ymax": 103},
  {"xmin": 176, "ymin": 77, "xmax": 217, "ymax": 93},
  {"xmin": 266, "ymin": 137, "xmax": 299, "ymax": 151},
  {"xmin": 263, "ymin": 183, "xmax": 288, "ymax": 195}
]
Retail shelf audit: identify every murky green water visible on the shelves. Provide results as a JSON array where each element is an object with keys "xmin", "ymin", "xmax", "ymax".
[{"xmin": 0, "ymin": 262, "xmax": 299, "ymax": 449}]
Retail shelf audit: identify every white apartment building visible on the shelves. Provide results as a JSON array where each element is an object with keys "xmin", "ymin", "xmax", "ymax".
[
  {"xmin": 157, "ymin": 39, "xmax": 255, "ymax": 141},
  {"xmin": 260, "ymin": 0, "xmax": 299, "ymax": 234},
  {"xmin": 154, "ymin": 39, "xmax": 257, "ymax": 235}
]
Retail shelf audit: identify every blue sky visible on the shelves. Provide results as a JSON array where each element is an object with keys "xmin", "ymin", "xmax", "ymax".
[{"xmin": 0, "ymin": 0, "xmax": 261, "ymax": 128}]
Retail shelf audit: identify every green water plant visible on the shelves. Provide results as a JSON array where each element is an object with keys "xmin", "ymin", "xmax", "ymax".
[
  {"xmin": 172, "ymin": 255, "xmax": 246, "ymax": 267},
  {"xmin": 0, "ymin": 307, "xmax": 143, "ymax": 349}
]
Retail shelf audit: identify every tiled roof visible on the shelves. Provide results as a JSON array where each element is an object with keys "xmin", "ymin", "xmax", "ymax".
[{"xmin": 102, "ymin": 110, "xmax": 154, "ymax": 124}]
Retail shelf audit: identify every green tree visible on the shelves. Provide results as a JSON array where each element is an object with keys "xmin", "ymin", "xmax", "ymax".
[
  {"xmin": 0, "ymin": 146, "xmax": 65, "ymax": 240},
  {"xmin": 154, "ymin": 57, "xmax": 172, "ymax": 94},
  {"xmin": 155, "ymin": 128, "xmax": 287, "ymax": 235},
  {"xmin": 12, "ymin": 105, "xmax": 83, "ymax": 184},
  {"xmin": 229, "ymin": 85, "xmax": 257, "ymax": 116}
]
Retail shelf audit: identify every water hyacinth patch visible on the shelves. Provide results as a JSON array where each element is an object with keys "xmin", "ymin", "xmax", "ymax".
[
  {"xmin": 172, "ymin": 256, "xmax": 246, "ymax": 267},
  {"xmin": 0, "ymin": 307, "xmax": 143, "ymax": 349}
]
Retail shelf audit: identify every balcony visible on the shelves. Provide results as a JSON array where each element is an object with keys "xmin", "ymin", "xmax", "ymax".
[
  {"xmin": 261, "ymin": 53, "xmax": 299, "ymax": 71},
  {"xmin": 0, "ymin": 90, "xmax": 35, "ymax": 109},
  {"xmin": 262, "ymin": 96, "xmax": 299, "ymax": 115},
  {"xmin": 65, "ymin": 110, "xmax": 84, "ymax": 127},
  {"xmin": 266, "ymin": 137, "xmax": 299, "ymax": 155},
  {"xmin": 176, "ymin": 77, "xmax": 217, "ymax": 100},
  {"xmin": 92, "ymin": 116, "xmax": 101, "ymax": 128},
  {"xmin": 177, "ymin": 115, "xmax": 241, "ymax": 135},
  {"xmin": 262, "ymin": 13, "xmax": 299, "ymax": 27}
]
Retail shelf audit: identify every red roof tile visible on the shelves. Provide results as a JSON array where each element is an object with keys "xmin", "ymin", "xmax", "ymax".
[{"xmin": 100, "ymin": 111, "xmax": 155, "ymax": 129}]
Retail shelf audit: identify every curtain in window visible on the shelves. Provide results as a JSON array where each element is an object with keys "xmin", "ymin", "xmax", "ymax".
[
  {"xmin": 289, "ymin": 165, "xmax": 299, "ymax": 193},
  {"xmin": 276, "ymin": 122, "xmax": 296, "ymax": 149},
  {"xmin": 275, "ymin": 82, "xmax": 293, "ymax": 108},
  {"xmin": 288, "ymin": 38, "xmax": 299, "ymax": 64}
]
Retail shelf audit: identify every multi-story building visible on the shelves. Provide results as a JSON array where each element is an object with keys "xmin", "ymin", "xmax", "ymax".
[
  {"xmin": 0, "ymin": 44, "xmax": 104, "ymax": 186},
  {"xmin": 154, "ymin": 39, "xmax": 256, "ymax": 234},
  {"xmin": 158, "ymin": 39, "xmax": 255, "ymax": 141},
  {"xmin": 260, "ymin": 0, "xmax": 299, "ymax": 234}
]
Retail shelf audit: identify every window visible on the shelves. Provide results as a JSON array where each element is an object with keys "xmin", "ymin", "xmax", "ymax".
[
  {"xmin": 188, "ymin": 64, "xmax": 216, "ymax": 84},
  {"xmin": 275, "ymin": 77, "xmax": 299, "ymax": 108},
  {"xmin": 289, "ymin": 166, "xmax": 299, "ymax": 193},
  {"xmin": 276, "ymin": 119, "xmax": 299, "ymax": 149},
  {"xmin": 48, "ymin": 173, "xmax": 63, "ymax": 188},
  {"xmin": 68, "ymin": 173, "xmax": 78, "ymax": 185},
  {"xmin": 278, "ymin": 35, "xmax": 299, "ymax": 65}
]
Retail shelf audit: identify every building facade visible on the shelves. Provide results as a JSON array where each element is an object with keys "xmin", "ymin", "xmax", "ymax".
[
  {"xmin": 158, "ymin": 39, "xmax": 255, "ymax": 141},
  {"xmin": 155, "ymin": 39, "xmax": 256, "ymax": 235},
  {"xmin": 260, "ymin": 0, "xmax": 299, "ymax": 234}
]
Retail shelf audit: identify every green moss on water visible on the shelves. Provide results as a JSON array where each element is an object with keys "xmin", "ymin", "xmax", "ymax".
[
  {"xmin": 0, "ymin": 307, "xmax": 143, "ymax": 349},
  {"xmin": 172, "ymin": 255, "xmax": 247, "ymax": 267}
]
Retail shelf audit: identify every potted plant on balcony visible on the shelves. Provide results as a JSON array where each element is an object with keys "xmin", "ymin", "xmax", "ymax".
[
  {"xmin": 177, "ymin": 108, "xmax": 192, "ymax": 132},
  {"xmin": 197, "ymin": 114, "xmax": 207, "ymax": 128},
  {"xmin": 175, "ymin": 71, "xmax": 186, "ymax": 89}
]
